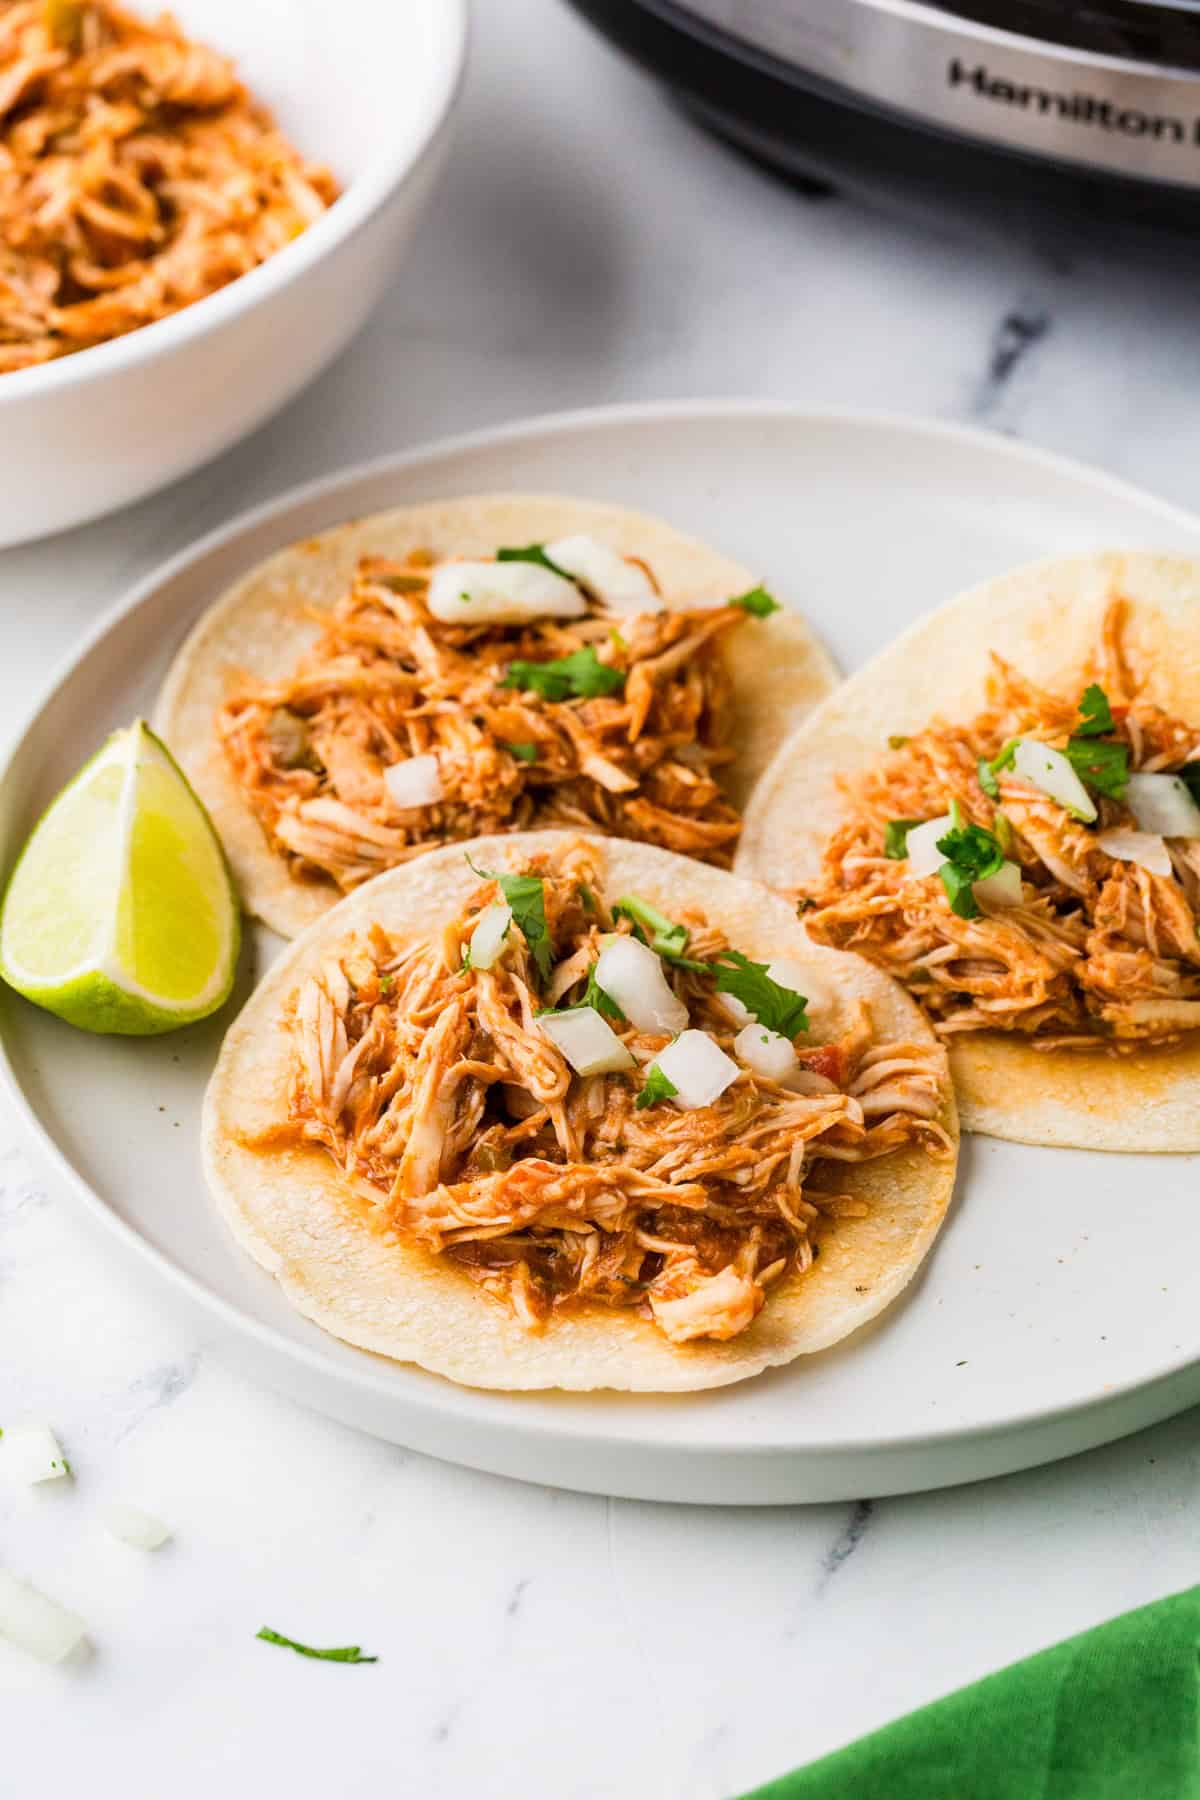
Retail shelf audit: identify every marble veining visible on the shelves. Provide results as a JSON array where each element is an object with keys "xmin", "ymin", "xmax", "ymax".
[{"xmin": 5, "ymin": 0, "xmax": 1200, "ymax": 1794}]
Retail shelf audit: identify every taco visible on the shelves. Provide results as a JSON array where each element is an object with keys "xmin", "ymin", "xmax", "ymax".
[
  {"xmin": 737, "ymin": 550, "xmax": 1200, "ymax": 1151},
  {"xmin": 155, "ymin": 494, "xmax": 836, "ymax": 939},
  {"xmin": 204, "ymin": 832, "xmax": 957, "ymax": 1391}
]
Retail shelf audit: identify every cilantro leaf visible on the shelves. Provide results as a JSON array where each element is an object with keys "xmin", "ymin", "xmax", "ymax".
[
  {"xmin": 1063, "ymin": 736, "xmax": 1129, "ymax": 800},
  {"xmin": 582, "ymin": 962, "xmax": 624, "ymax": 1023},
  {"xmin": 1075, "ymin": 683, "xmax": 1115, "ymax": 738},
  {"xmin": 495, "ymin": 542, "xmax": 573, "ymax": 581},
  {"xmin": 887, "ymin": 734, "xmax": 910, "ymax": 751},
  {"xmin": 712, "ymin": 951, "xmax": 809, "ymax": 1038},
  {"xmin": 257, "ymin": 1628, "xmax": 377, "ymax": 1665},
  {"xmin": 465, "ymin": 857, "xmax": 554, "ymax": 983},
  {"xmin": 611, "ymin": 894, "xmax": 708, "ymax": 969},
  {"xmin": 729, "ymin": 585, "xmax": 780, "ymax": 618},
  {"xmin": 503, "ymin": 740, "xmax": 538, "ymax": 763},
  {"xmin": 933, "ymin": 807, "xmax": 1005, "ymax": 920},
  {"xmin": 503, "ymin": 645, "xmax": 625, "ymax": 702},
  {"xmin": 884, "ymin": 818, "xmax": 922, "ymax": 860},
  {"xmin": 990, "ymin": 739, "xmax": 1019, "ymax": 775},
  {"xmin": 1179, "ymin": 764, "xmax": 1200, "ymax": 806},
  {"xmin": 977, "ymin": 757, "xmax": 999, "ymax": 800},
  {"xmin": 636, "ymin": 1065, "xmax": 679, "ymax": 1110}
]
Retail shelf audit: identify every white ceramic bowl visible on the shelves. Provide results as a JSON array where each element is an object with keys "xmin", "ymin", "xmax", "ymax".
[{"xmin": 0, "ymin": 0, "xmax": 466, "ymax": 547}]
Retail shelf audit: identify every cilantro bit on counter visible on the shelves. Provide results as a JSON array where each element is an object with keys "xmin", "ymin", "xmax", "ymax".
[{"xmin": 257, "ymin": 1627, "xmax": 377, "ymax": 1665}]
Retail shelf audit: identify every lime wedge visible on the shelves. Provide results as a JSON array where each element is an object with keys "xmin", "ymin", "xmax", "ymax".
[{"xmin": 0, "ymin": 721, "xmax": 240, "ymax": 1034}]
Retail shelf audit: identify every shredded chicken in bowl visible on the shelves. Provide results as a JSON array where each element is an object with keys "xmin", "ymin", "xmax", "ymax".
[
  {"xmin": 803, "ymin": 601, "xmax": 1200, "ymax": 1050},
  {"xmin": 273, "ymin": 841, "xmax": 950, "ymax": 1344},
  {"xmin": 0, "ymin": 0, "xmax": 338, "ymax": 372},
  {"xmin": 218, "ymin": 547, "xmax": 762, "ymax": 891}
]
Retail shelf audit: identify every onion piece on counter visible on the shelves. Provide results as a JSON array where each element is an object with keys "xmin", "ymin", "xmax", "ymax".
[
  {"xmin": 973, "ymin": 859, "xmax": 1023, "ymax": 908},
  {"xmin": 101, "ymin": 1504, "xmax": 172, "ymax": 1551},
  {"xmin": 904, "ymin": 815, "xmax": 954, "ymax": 879},
  {"xmin": 543, "ymin": 534, "xmax": 662, "ymax": 613},
  {"xmin": 1124, "ymin": 772, "xmax": 1200, "ymax": 839},
  {"xmin": 538, "ymin": 1006, "xmax": 634, "ymax": 1075},
  {"xmin": 1012, "ymin": 739, "xmax": 1096, "ymax": 822},
  {"xmin": 594, "ymin": 935, "xmax": 687, "ymax": 1035},
  {"xmin": 0, "ymin": 1569, "xmax": 87, "ymax": 1664},
  {"xmin": 653, "ymin": 1029, "xmax": 739, "ymax": 1110},
  {"xmin": 1096, "ymin": 828, "xmax": 1174, "ymax": 878},
  {"xmin": 383, "ymin": 754, "xmax": 443, "ymax": 810},
  {"xmin": 2, "ymin": 1422, "xmax": 70, "ymax": 1484},
  {"xmin": 734, "ymin": 1023, "xmax": 798, "ymax": 1084},
  {"xmin": 427, "ymin": 559, "xmax": 585, "ymax": 625},
  {"xmin": 467, "ymin": 901, "xmax": 512, "ymax": 970}
]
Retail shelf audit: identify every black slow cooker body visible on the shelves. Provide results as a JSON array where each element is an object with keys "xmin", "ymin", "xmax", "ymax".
[{"xmin": 566, "ymin": 0, "xmax": 1200, "ymax": 226}]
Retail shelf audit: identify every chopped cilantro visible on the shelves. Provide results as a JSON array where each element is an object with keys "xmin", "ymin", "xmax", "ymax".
[
  {"xmin": 729, "ymin": 585, "xmax": 780, "ymax": 618},
  {"xmin": 1064, "ymin": 734, "xmax": 1129, "ymax": 800},
  {"xmin": 612, "ymin": 894, "xmax": 707, "ymax": 969},
  {"xmin": 989, "ymin": 738, "xmax": 1019, "ymax": 775},
  {"xmin": 496, "ymin": 542, "xmax": 573, "ymax": 582},
  {"xmin": 503, "ymin": 741, "xmax": 539, "ymax": 764},
  {"xmin": 465, "ymin": 857, "xmax": 554, "ymax": 983},
  {"xmin": 257, "ymin": 1628, "xmax": 377, "ymax": 1665},
  {"xmin": 378, "ymin": 974, "xmax": 394, "ymax": 996},
  {"xmin": 993, "ymin": 810, "xmax": 1014, "ymax": 855},
  {"xmin": 576, "ymin": 882, "xmax": 596, "ymax": 913},
  {"xmin": 1075, "ymin": 683, "xmax": 1115, "ymax": 738},
  {"xmin": 712, "ymin": 951, "xmax": 809, "ymax": 1038},
  {"xmin": 636, "ymin": 1065, "xmax": 679, "ymax": 1109},
  {"xmin": 934, "ymin": 805, "xmax": 1005, "ymax": 919},
  {"xmin": 795, "ymin": 896, "xmax": 816, "ymax": 915},
  {"xmin": 608, "ymin": 627, "xmax": 628, "ymax": 654},
  {"xmin": 460, "ymin": 946, "xmax": 472, "ymax": 972},
  {"xmin": 977, "ymin": 757, "xmax": 1000, "ymax": 800},
  {"xmin": 887, "ymin": 734, "xmax": 910, "ymax": 751},
  {"xmin": 503, "ymin": 644, "xmax": 625, "ymax": 702},
  {"xmin": 884, "ymin": 819, "xmax": 922, "ymax": 860},
  {"xmin": 582, "ymin": 962, "xmax": 624, "ymax": 1023}
]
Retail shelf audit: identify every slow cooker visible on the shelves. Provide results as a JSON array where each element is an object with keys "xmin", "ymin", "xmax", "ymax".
[{"xmin": 567, "ymin": 1, "xmax": 1200, "ymax": 218}]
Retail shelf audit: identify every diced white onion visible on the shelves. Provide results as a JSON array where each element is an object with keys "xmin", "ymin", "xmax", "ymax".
[
  {"xmin": 427, "ymin": 559, "xmax": 585, "ymax": 624},
  {"xmin": 543, "ymin": 534, "xmax": 662, "ymax": 614},
  {"xmin": 654, "ymin": 1029, "xmax": 739, "ymax": 1110},
  {"xmin": 1125, "ymin": 772, "xmax": 1200, "ymax": 839},
  {"xmin": 383, "ymin": 754, "xmax": 443, "ymax": 810},
  {"xmin": 594, "ymin": 935, "xmax": 688, "ymax": 1035},
  {"xmin": 101, "ymin": 1503, "xmax": 172, "ymax": 1551},
  {"xmin": 1096, "ymin": 828, "xmax": 1174, "ymax": 877},
  {"xmin": 904, "ymin": 814, "xmax": 954, "ymax": 879},
  {"xmin": 3, "ymin": 1422, "xmax": 70, "ymax": 1485},
  {"xmin": 538, "ymin": 1007, "xmax": 634, "ymax": 1076},
  {"xmin": 721, "ymin": 957, "xmax": 815, "ymax": 1027},
  {"xmin": 1012, "ymin": 739, "xmax": 1096, "ymax": 822},
  {"xmin": 973, "ymin": 859, "xmax": 1023, "ymax": 909},
  {"xmin": 0, "ymin": 1569, "xmax": 87, "ymax": 1664},
  {"xmin": 734, "ymin": 1023, "xmax": 799, "ymax": 1084},
  {"xmin": 468, "ymin": 901, "xmax": 511, "ymax": 970}
]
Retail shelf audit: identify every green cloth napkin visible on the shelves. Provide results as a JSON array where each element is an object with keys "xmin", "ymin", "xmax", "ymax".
[{"xmin": 739, "ymin": 1587, "xmax": 1200, "ymax": 1800}]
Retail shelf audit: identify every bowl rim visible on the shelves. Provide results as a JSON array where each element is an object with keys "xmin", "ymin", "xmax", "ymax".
[{"xmin": 0, "ymin": 0, "xmax": 469, "ymax": 404}]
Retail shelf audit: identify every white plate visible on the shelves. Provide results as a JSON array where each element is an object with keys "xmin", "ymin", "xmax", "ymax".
[{"xmin": 4, "ymin": 403, "xmax": 1200, "ymax": 1506}]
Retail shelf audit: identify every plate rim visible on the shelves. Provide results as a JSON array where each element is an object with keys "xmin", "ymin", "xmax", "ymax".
[{"xmin": 6, "ymin": 399, "xmax": 1200, "ymax": 1472}]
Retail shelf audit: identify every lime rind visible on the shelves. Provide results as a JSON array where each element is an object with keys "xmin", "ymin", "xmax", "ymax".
[{"xmin": 0, "ymin": 720, "xmax": 240, "ymax": 1036}]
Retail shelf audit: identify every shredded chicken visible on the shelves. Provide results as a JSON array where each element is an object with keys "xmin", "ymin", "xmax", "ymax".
[
  {"xmin": 272, "ymin": 841, "xmax": 951, "ymax": 1344},
  {"xmin": 803, "ymin": 600, "xmax": 1200, "ymax": 1051},
  {"xmin": 0, "ymin": 0, "xmax": 338, "ymax": 371},
  {"xmin": 219, "ymin": 550, "xmax": 751, "ymax": 891}
]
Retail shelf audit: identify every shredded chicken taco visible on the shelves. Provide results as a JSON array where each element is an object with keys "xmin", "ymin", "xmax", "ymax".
[
  {"xmin": 738, "ymin": 550, "xmax": 1200, "ymax": 1151},
  {"xmin": 155, "ymin": 495, "xmax": 837, "ymax": 938},
  {"xmin": 205, "ymin": 833, "xmax": 957, "ymax": 1391}
]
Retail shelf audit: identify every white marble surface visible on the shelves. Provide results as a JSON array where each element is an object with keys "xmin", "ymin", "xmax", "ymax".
[{"xmin": 6, "ymin": 1, "xmax": 1200, "ymax": 1793}]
